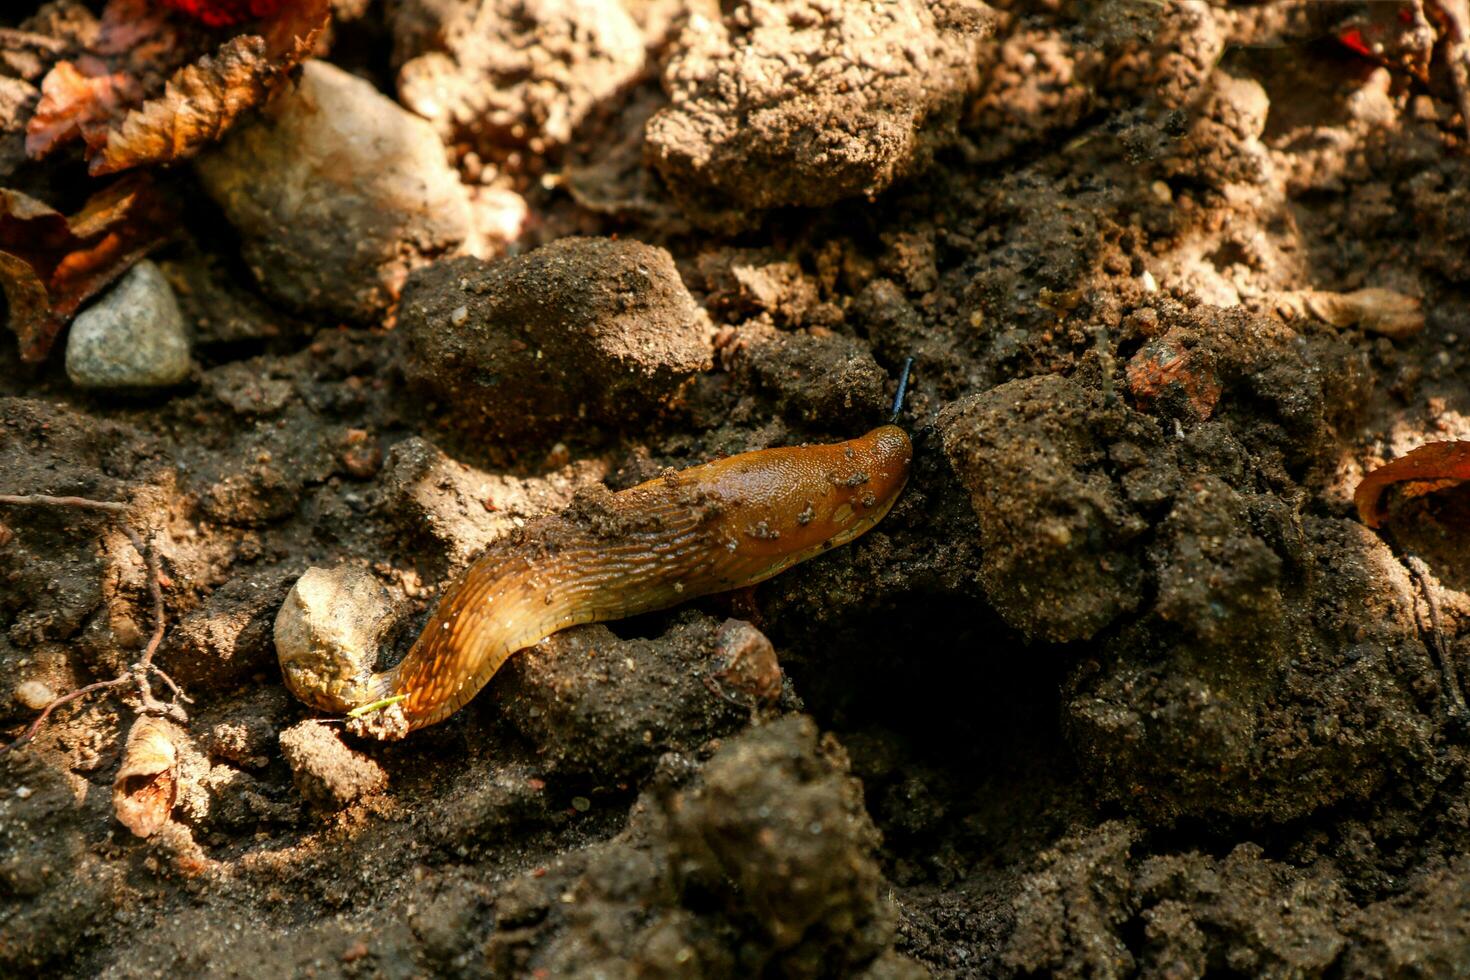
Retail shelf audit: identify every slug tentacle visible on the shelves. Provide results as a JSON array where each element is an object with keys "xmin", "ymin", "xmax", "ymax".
[{"xmin": 279, "ymin": 425, "xmax": 912, "ymax": 735}]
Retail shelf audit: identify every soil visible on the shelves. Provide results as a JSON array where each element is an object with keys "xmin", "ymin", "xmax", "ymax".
[{"xmin": 7, "ymin": 1, "xmax": 1470, "ymax": 977}]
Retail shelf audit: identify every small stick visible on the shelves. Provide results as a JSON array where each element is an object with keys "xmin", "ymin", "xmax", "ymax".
[
  {"xmin": 346, "ymin": 694, "xmax": 407, "ymax": 719},
  {"xmin": 0, "ymin": 493, "xmax": 186, "ymax": 753},
  {"xmin": 1406, "ymin": 555, "xmax": 1469, "ymax": 722}
]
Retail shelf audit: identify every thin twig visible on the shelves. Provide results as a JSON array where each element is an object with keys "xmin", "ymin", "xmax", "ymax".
[
  {"xmin": 0, "ymin": 493, "xmax": 186, "ymax": 753},
  {"xmin": 1406, "ymin": 555, "xmax": 1469, "ymax": 722},
  {"xmin": 0, "ymin": 494, "xmax": 127, "ymax": 513}
]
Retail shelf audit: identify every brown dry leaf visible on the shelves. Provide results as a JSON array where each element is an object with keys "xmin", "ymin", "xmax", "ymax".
[
  {"xmin": 1303, "ymin": 288, "xmax": 1425, "ymax": 339},
  {"xmin": 91, "ymin": 0, "xmax": 329, "ymax": 175},
  {"xmin": 0, "ymin": 173, "xmax": 175, "ymax": 362},
  {"xmin": 113, "ymin": 717, "xmax": 178, "ymax": 838},
  {"xmin": 25, "ymin": 0, "xmax": 329, "ymax": 175},
  {"xmin": 1354, "ymin": 441, "xmax": 1470, "ymax": 528}
]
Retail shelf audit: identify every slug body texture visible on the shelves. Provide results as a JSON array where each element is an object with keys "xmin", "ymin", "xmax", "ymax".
[{"xmin": 279, "ymin": 425, "xmax": 912, "ymax": 734}]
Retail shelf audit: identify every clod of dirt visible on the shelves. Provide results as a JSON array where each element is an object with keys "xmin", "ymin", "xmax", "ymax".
[
  {"xmin": 63, "ymin": 260, "xmax": 191, "ymax": 390},
  {"xmin": 112, "ymin": 717, "xmax": 179, "ymax": 839},
  {"xmin": 664, "ymin": 715, "xmax": 897, "ymax": 974},
  {"xmin": 495, "ymin": 612, "xmax": 761, "ymax": 782},
  {"xmin": 737, "ymin": 327, "xmax": 890, "ymax": 426},
  {"xmin": 1006, "ymin": 821, "xmax": 1349, "ymax": 978},
  {"xmin": 645, "ymin": 0, "xmax": 994, "ymax": 230},
  {"xmin": 379, "ymin": 436, "xmax": 606, "ymax": 568},
  {"xmin": 937, "ymin": 374, "xmax": 1151, "ymax": 643},
  {"xmin": 277, "ymin": 720, "xmax": 387, "ymax": 810},
  {"xmin": 695, "ymin": 246, "xmax": 832, "ymax": 329},
  {"xmin": 491, "ymin": 715, "xmax": 914, "ymax": 976},
  {"xmin": 165, "ymin": 563, "xmax": 299, "ymax": 690},
  {"xmin": 273, "ymin": 565, "xmax": 399, "ymax": 716},
  {"xmin": 400, "ymin": 238, "xmax": 712, "ymax": 438},
  {"xmin": 195, "ymin": 59, "xmax": 475, "ymax": 321},
  {"xmin": 1067, "ymin": 517, "xmax": 1439, "ymax": 825},
  {"xmin": 391, "ymin": 0, "xmax": 645, "ymax": 159}
]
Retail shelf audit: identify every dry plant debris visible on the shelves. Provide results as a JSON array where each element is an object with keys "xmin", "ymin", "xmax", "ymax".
[
  {"xmin": 0, "ymin": 174, "xmax": 174, "ymax": 362},
  {"xmin": 112, "ymin": 716, "xmax": 179, "ymax": 837},
  {"xmin": 25, "ymin": 0, "xmax": 328, "ymax": 175},
  {"xmin": 0, "ymin": 492, "xmax": 186, "ymax": 754}
]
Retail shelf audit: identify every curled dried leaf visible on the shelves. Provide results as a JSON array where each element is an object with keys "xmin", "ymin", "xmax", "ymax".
[
  {"xmin": 91, "ymin": 1, "xmax": 329, "ymax": 175},
  {"xmin": 1354, "ymin": 441, "xmax": 1470, "ymax": 528},
  {"xmin": 1303, "ymin": 288, "xmax": 1425, "ymax": 339},
  {"xmin": 24, "ymin": 0, "xmax": 329, "ymax": 175},
  {"xmin": 113, "ymin": 716, "xmax": 178, "ymax": 838}
]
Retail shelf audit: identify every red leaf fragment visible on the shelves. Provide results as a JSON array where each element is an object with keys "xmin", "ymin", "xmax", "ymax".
[
  {"xmin": 160, "ymin": 0, "xmax": 290, "ymax": 29},
  {"xmin": 1354, "ymin": 441, "xmax": 1470, "ymax": 528},
  {"xmin": 0, "ymin": 174, "xmax": 176, "ymax": 363}
]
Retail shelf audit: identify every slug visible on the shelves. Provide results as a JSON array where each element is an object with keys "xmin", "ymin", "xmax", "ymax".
[{"xmin": 278, "ymin": 425, "xmax": 912, "ymax": 736}]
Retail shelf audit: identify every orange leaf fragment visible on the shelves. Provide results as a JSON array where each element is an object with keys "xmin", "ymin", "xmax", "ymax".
[
  {"xmin": 0, "ymin": 174, "xmax": 175, "ymax": 362},
  {"xmin": 25, "ymin": 60, "xmax": 141, "ymax": 159},
  {"xmin": 1354, "ymin": 441, "xmax": 1470, "ymax": 528}
]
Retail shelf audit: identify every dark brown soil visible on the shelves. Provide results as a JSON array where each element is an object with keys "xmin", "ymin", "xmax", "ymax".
[{"xmin": 8, "ymin": 1, "xmax": 1470, "ymax": 977}]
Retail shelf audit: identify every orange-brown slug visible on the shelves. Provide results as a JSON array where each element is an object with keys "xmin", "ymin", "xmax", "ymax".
[{"xmin": 278, "ymin": 425, "xmax": 912, "ymax": 736}]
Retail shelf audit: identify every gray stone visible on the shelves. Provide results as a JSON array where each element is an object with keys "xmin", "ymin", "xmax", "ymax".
[
  {"xmin": 196, "ymin": 60, "xmax": 476, "ymax": 321},
  {"xmin": 65, "ymin": 261, "xmax": 191, "ymax": 389}
]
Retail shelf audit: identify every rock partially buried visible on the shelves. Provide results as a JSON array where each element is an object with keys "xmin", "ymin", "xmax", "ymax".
[
  {"xmin": 65, "ymin": 261, "xmax": 191, "ymax": 390},
  {"xmin": 279, "ymin": 721, "xmax": 388, "ymax": 810},
  {"xmin": 400, "ymin": 238, "xmax": 712, "ymax": 437},
  {"xmin": 274, "ymin": 565, "xmax": 399, "ymax": 716},
  {"xmin": 196, "ymin": 60, "xmax": 475, "ymax": 321},
  {"xmin": 645, "ymin": 0, "xmax": 994, "ymax": 230}
]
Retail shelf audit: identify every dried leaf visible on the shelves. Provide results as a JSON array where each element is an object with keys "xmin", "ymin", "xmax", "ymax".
[
  {"xmin": 113, "ymin": 717, "xmax": 178, "ymax": 838},
  {"xmin": 25, "ymin": 59, "xmax": 140, "ymax": 159},
  {"xmin": 1354, "ymin": 441, "xmax": 1470, "ymax": 528},
  {"xmin": 25, "ymin": 0, "xmax": 329, "ymax": 174},
  {"xmin": 0, "ymin": 173, "xmax": 175, "ymax": 362},
  {"xmin": 1304, "ymin": 288, "xmax": 1425, "ymax": 339},
  {"xmin": 91, "ymin": 35, "xmax": 272, "ymax": 175}
]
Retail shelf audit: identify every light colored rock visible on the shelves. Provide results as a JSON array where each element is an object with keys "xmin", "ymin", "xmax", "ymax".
[
  {"xmin": 65, "ymin": 260, "xmax": 191, "ymax": 389},
  {"xmin": 196, "ymin": 60, "xmax": 476, "ymax": 321},
  {"xmin": 13, "ymin": 679, "xmax": 56, "ymax": 711},
  {"xmin": 274, "ymin": 564, "xmax": 399, "ymax": 716}
]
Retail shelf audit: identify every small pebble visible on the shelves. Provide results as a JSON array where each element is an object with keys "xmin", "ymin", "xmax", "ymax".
[
  {"xmin": 15, "ymin": 785, "xmax": 32, "ymax": 799},
  {"xmin": 66, "ymin": 261, "xmax": 192, "ymax": 390},
  {"xmin": 13, "ymin": 679, "xmax": 56, "ymax": 711},
  {"xmin": 572, "ymin": 796, "xmax": 591, "ymax": 812}
]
